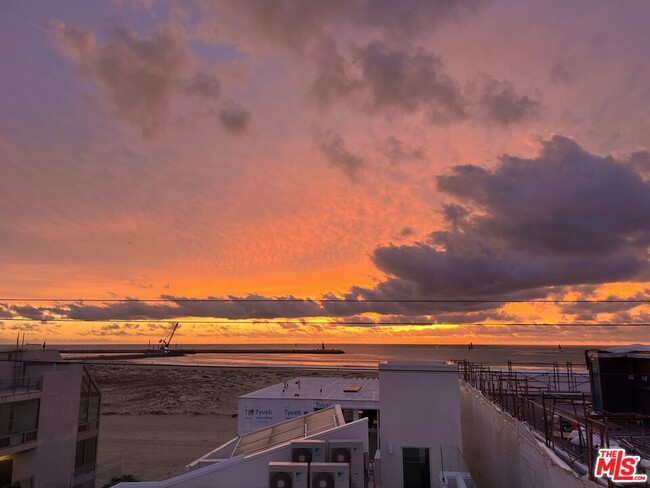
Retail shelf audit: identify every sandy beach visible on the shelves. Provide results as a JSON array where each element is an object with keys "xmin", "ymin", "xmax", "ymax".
[{"xmin": 90, "ymin": 364, "xmax": 371, "ymax": 481}]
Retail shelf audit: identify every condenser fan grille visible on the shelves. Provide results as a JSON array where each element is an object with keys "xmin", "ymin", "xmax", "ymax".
[
  {"xmin": 311, "ymin": 472, "xmax": 335, "ymax": 488},
  {"xmin": 292, "ymin": 448, "xmax": 313, "ymax": 463},
  {"xmin": 269, "ymin": 471, "xmax": 293, "ymax": 488},
  {"xmin": 330, "ymin": 447, "xmax": 352, "ymax": 464}
]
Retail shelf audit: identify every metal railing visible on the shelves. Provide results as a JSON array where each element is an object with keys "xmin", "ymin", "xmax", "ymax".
[
  {"xmin": 0, "ymin": 429, "xmax": 37, "ymax": 449},
  {"xmin": 456, "ymin": 360, "xmax": 650, "ymax": 485},
  {"xmin": 73, "ymin": 462, "xmax": 97, "ymax": 478},
  {"xmin": 78, "ymin": 419, "xmax": 100, "ymax": 433},
  {"xmin": 0, "ymin": 376, "xmax": 42, "ymax": 395},
  {"xmin": 10, "ymin": 476, "xmax": 35, "ymax": 488}
]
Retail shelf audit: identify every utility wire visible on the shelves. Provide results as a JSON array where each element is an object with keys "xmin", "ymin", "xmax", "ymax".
[
  {"xmin": 2, "ymin": 298, "xmax": 650, "ymax": 303},
  {"xmin": 1, "ymin": 318, "xmax": 649, "ymax": 327}
]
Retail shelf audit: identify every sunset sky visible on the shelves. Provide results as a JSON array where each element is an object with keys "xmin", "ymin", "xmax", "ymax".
[{"xmin": 2, "ymin": 1, "xmax": 650, "ymax": 344}]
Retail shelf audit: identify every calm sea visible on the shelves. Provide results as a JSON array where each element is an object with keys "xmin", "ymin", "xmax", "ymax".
[{"xmin": 59, "ymin": 343, "xmax": 601, "ymax": 370}]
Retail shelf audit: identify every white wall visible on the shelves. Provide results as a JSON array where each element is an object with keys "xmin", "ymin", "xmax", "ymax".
[
  {"xmin": 0, "ymin": 350, "xmax": 86, "ymax": 487},
  {"xmin": 459, "ymin": 382, "xmax": 600, "ymax": 488},
  {"xmin": 11, "ymin": 449, "xmax": 38, "ymax": 482},
  {"xmin": 378, "ymin": 361, "xmax": 462, "ymax": 488},
  {"xmin": 35, "ymin": 365, "xmax": 84, "ymax": 488},
  {"xmin": 238, "ymin": 397, "xmax": 377, "ymax": 434}
]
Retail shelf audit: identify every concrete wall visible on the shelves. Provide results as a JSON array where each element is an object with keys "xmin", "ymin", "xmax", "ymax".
[
  {"xmin": 378, "ymin": 361, "xmax": 462, "ymax": 488},
  {"xmin": 459, "ymin": 382, "xmax": 600, "ymax": 488},
  {"xmin": 0, "ymin": 350, "xmax": 88, "ymax": 487},
  {"xmin": 36, "ymin": 364, "xmax": 84, "ymax": 488},
  {"xmin": 11, "ymin": 449, "xmax": 38, "ymax": 483},
  {"xmin": 117, "ymin": 418, "xmax": 368, "ymax": 488}
]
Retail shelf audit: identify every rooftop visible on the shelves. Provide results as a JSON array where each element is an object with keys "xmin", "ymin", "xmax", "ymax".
[
  {"xmin": 186, "ymin": 405, "xmax": 355, "ymax": 471},
  {"xmin": 233, "ymin": 406, "xmax": 342, "ymax": 457},
  {"xmin": 240, "ymin": 376, "xmax": 379, "ymax": 402}
]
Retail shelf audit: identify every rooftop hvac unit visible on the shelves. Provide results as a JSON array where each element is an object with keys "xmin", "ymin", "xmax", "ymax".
[
  {"xmin": 269, "ymin": 462, "xmax": 308, "ymax": 488},
  {"xmin": 328, "ymin": 440, "xmax": 365, "ymax": 488},
  {"xmin": 309, "ymin": 463, "xmax": 350, "ymax": 488},
  {"xmin": 291, "ymin": 439, "xmax": 328, "ymax": 463}
]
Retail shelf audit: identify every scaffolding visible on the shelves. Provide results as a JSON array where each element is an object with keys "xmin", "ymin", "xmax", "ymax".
[{"xmin": 455, "ymin": 360, "xmax": 650, "ymax": 486}]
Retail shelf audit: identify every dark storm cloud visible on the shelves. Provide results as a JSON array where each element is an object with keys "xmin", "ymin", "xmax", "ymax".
[
  {"xmin": 220, "ymin": 0, "xmax": 485, "ymax": 48},
  {"xmin": 558, "ymin": 289, "xmax": 650, "ymax": 315},
  {"xmin": 10, "ymin": 305, "xmax": 56, "ymax": 321},
  {"xmin": 184, "ymin": 71, "xmax": 221, "ymax": 100},
  {"xmin": 370, "ymin": 242, "xmax": 639, "ymax": 297},
  {"xmin": 355, "ymin": 42, "xmax": 468, "ymax": 123},
  {"xmin": 51, "ymin": 20, "xmax": 247, "ymax": 138},
  {"xmin": 77, "ymin": 322, "xmax": 170, "ymax": 337},
  {"xmin": 309, "ymin": 41, "xmax": 468, "ymax": 125},
  {"xmin": 437, "ymin": 135, "xmax": 650, "ymax": 253},
  {"xmin": 441, "ymin": 204, "xmax": 469, "ymax": 229},
  {"xmin": 308, "ymin": 36, "xmax": 359, "ymax": 108},
  {"xmin": 624, "ymin": 149, "xmax": 650, "ymax": 179},
  {"xmin": 330, "ymin": 310, "xmax": 515, "ymax": 327},
  {"xmin": 51, "ymin": 21, "xmax": 193, "ymax": 139},
  {"xmin": 378, "ymin": 137, "xmax": 426, "ymax": 163},
  {"xmin": 57, "ymin": 295, "xmax": 325, "ymax": 321},
  {"xmin": 318, "ymin": 132, "xmax": 364, "ymax": 178},
  {"xmin": 309, "ymin": 43, "xmax": 542, "ymax": 129},
  {"xmin": 347, "ymin": 0, "xmax": 484, "ymax": 38},
  {"xmin": 365, "ymin": 135, "xmax": 650, "ymax": 301},
  {"xmin": 215, "ymin": 2, "xmax": 536, "ymax": 130},
  {"xmin": 470, "ymin": 75, "xmax": 541, "ymax": 126},
  {"xmin": 218, "ymin": 101, "xmax": 251, "ymax": 134},
  {"xmin": 0, "ymin": 306, "xmax": 14, "ymax": 319},
  {"xmin": 550, "ymin": 55, "xmax": 578, "ymax": 85}
]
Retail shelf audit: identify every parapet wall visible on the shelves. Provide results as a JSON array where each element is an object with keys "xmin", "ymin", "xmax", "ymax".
[{"xmin": 459, "ymin": 381, "xmax": 600, "ymax": 488}]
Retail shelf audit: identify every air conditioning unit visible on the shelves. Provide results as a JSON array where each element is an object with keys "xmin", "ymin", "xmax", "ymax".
[
  {"xmin": 328, "ymin": 440, "xmax": 365, "ymax": 488},
  {"xmin": 269, "ymin": 462, "xmax": 308, "ymax": 488},
  {"xmin": 291, "ymin": 439, "xmax": 328, "ymax": 463},
  {"xmin": 309, "ymin": 462, "xmax": 349, "ymax": 488}
]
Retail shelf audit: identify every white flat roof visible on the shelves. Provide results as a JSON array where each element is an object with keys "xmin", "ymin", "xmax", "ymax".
[
  {"xmin": 600, "ymin": 344, "xmax": 650, "ymax": 354},
  {"xmin": 379, "ymin": 360, "xmax": 458, "ymax": 372},
  {"xmin": 240, "ymin": 376, "xmax": 379, "ymax": 403}
]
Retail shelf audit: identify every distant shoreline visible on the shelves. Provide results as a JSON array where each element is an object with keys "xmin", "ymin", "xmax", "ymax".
[{"xmin": 59, "ymin": 347, "xmax": 345, "ymax": 360}]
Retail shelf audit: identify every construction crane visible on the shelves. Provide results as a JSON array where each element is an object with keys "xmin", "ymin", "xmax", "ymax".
[{"xmin": 159, "ymin": 322, "xmax": 179, "ymax": 353}]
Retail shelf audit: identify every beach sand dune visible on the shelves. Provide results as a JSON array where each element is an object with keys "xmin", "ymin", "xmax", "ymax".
[{"xmin": 90, "ymin": 364, "xmax": 370, "ymax": 481}]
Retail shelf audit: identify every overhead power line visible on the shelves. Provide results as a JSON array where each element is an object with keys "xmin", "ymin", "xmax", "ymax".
[
  {"xmin": 0, "ymin": 318, "xmax": 649, "ymax": 327},
  {"xmin": 2, "ymin": 297, "xmax": 650, "ymax": 304}
]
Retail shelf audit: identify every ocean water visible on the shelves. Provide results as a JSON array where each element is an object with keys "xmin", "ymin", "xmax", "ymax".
[{"xmin": 59, "ymin": 343, "xmax": 600, "ymax": 370}]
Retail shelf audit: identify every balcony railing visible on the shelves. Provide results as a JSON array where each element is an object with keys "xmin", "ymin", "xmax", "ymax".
[
  {"xmin": 78, "ymin": 419, "xmax": 100, "ymax": 433},
  {"xmin": 0, "ymin": 429, "xmax": 37, "ymax": 449},
  {"xmin": 11, "ymin": 476, "xmax": 35, "ymax": 488},
  {"xmin": 73, "ymin": 462, "xmax": 97, "ymax": 478},
  {"xmin": 0, "ymin": 376, "xmax": 43, "ymax": 396}
]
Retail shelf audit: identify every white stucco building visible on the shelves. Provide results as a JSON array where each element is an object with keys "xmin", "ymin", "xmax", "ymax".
[
  {"xmin": 377, "ymin": 361, "xmax": 463, "ymax": 488},
  {"xmin": 0, "ymin": 347, "xmax": 101, "ymax": 488},
  {"xmin": 115, "ymin": 360, "xmax": 466, "ymax": 488}
]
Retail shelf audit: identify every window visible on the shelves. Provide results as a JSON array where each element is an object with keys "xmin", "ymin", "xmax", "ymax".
[
  {"xmin": 0, "ymin": 399, "xmax": 39, "ymax": 448},
  {"xmin": 403, "ymin": 447, "xmax": 431, "ymax": 488},
  {"xmin": 75, "ymin": 436, "xmax": 98, "ymax": 474},
  {"xmin": 342, "ymin": 409, "xmax": 355, "ymax": 423},
  {"xmin": 78, "ymin": 368, "xmax": 100, "ymax": 432}
]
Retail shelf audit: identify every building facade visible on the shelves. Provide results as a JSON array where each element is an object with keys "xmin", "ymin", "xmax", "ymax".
[{"xmin": 0, "ymin": 348, "xmax": 100, "ymax": 488}]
